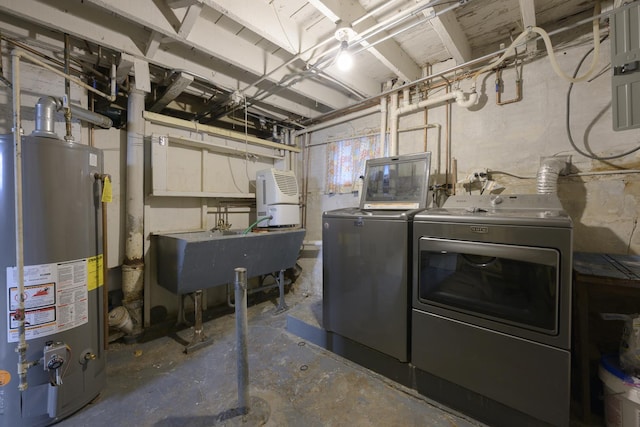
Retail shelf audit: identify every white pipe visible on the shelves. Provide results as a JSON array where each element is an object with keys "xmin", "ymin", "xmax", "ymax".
[
  {"xmin": 471, "ymin": 2, "xmax": 601, "ymax": 88},
  {"xmin": 122, "ymin": 89, "xmax": 145, "ymax": 338},
  {"xmin": 379, "ymin": 96, "xmax": 387, "ymax": 157},
  {"xmin": 12, "ymin": 50, "xmax": 116, "ymax": 102},
  {"xmin": 110, "ymin": 63, "xmax": 117, "ymax": 100},
  {"xmin": 293, "ymin": 105, "xmax": 380, "ymax": 137},
  {"xmin": 307, "ymin": 1, "xmax": 612, "ymax": 127},
  {"xmin": 396, "ymin": 90, "xmax": 458, "ymax": 116},
  {"xmin": 389, "ymin": 92, "xmax": 399, "ymax": 156},
  {"xmin": 402, "ymin": 87, "xmax": 410, "ymax": 108},
  {"xmin": 398, "ymin": 123, "xmax": 441, "ymax": 133},
  {"xmin": 389, "ymin": 90, "xmax": 476, "ymax": 156},
  {"xmin": 569, "ymin": 170, "xmax": 640, "ymax": 176},
  {"xmin": 11, "ymin": 50, "xmax": 29, "ymax": 392}
]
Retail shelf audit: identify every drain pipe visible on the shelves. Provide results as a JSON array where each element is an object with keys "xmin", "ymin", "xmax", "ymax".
[
  {"xmin": 122, "ymin": 89, "xmax": 146, "ymax": 340},
  {"xmin": 389, "ymin": 89, "xmax": 477, "ymax": 156},
  {"xmin": 389, "ymin": 92, "xmax": 399, "ymax": 156},
  {"xmin": 379, "ymin": 96, "xmax": 387, "ymax": 157}
]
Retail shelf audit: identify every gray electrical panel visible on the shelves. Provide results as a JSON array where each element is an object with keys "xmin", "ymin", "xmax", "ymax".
[{"xmin": 611, "ymin": 2, "xmax": 640, "ymax": 131}]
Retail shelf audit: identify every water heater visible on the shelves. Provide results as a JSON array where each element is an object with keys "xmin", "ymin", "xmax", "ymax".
[
  {"xmin": 255, "ymin": 168, "xmax": 300, "ymax": 227},
  {"xmin": 0, "ymin": 130, "xmax": 106, "ymax": 425}
]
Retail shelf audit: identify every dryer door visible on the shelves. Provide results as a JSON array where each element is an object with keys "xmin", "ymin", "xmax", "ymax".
[{"xmin": 416, "ymin": 237, "xmax": 560, "ymax": 336}]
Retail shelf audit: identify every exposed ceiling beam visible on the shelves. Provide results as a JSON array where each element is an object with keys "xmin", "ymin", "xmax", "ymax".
[
  {"xmin": 0, "ymin": 2, "xmax": 329, "ymax": 119},
  {"xmin": 1, "ymin": 0, "xmax": 364, "ymax": 113},
  {"xmin": 166, "ymin": 0, "xmax": 200, "ymax": 8},
  {"xmin": 203, "ymin": 0, "xmax": 380, "ymax": 99},
  {"xmin": 148, "ymin": 71, "xmax": 194, "ymax": 112},
  {"xmin": 205, "ymin": 0, "xmax": 300, "ymax": 56},
  {"xmin": 177, "ymin": 4, "xmax": 202, "ymax": 38},
  {"xmin": 145, "ymin": 30, "xmax": 163, "ymax": 58},
  {"xmin": 424, "ymin": 5, "xmax": 471, "ymax": 65},
  {"xmin": 307, "ymin": 0, "xmax": 422, "ymax": 83},
  {"xmin": 518, "ymin": 0, "xmax": 537, "ymax": 54},
  {"xmin": 85, "ymin": 0, "xmax": 371, "ymax": 107}
]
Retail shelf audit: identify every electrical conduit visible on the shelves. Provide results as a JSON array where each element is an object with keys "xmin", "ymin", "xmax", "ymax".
[{"xmin": 11, "ymin": 49, "xmax": 30, "ymax": 392}]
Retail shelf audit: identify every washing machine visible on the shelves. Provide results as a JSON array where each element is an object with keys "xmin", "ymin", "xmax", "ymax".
[{"xmin": 322, "ymin": 152, "xmax": 431, "ymax": 362}]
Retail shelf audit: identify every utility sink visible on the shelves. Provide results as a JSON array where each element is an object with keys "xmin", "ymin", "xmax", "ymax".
[{"xmin": 155, "ymin": 228, "xmax": 306, "ymax": 294}]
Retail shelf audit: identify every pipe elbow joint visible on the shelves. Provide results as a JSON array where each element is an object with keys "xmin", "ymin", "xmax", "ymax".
[{"xmin": 455, "ymin": 90, "xmax": 478, "ymax": 108}]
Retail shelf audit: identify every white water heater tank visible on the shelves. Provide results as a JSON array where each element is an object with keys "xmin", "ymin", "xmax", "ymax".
[{"xmin": 256, "ymin": 168, "xmax": 300, "ymax": 227}]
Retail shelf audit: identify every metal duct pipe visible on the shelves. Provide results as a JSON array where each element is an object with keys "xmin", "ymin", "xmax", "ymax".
[
  {"xmin": 122, "ymin": 89, "xmax": 145, "ymax": 340},
  {"xmin": 34, "ymin": 97, "xmax": 59, "ymax": 138},
  {"xmin": 69, "ymin": 104, "xmax": 112, "ymax": 129},
  {"xmin": 34, "ymin": 97, "xmax": 113, "ymax": 137},
  {"xmin": 536, "ymin": 158, "xmax": 569, "ymax": 194}
]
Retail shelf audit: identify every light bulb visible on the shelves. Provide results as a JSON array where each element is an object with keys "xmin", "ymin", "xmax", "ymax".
[{"xmin": 336, "ymin": 41, "xmax": 352, "ymax": 71}]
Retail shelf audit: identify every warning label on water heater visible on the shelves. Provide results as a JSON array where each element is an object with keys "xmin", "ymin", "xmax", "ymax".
[{"xmin": 6, "ymin": 258, "xmax": 90, "ymax": 343}]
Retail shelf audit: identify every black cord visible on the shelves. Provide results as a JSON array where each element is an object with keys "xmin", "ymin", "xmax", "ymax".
[{"xmin": 566, "ymin": 34, "xmax": 640, "ymax": 160}]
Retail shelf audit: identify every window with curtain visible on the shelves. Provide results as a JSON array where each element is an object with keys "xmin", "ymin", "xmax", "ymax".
[{"xmin": 325, "ymin": 134, "xmax": 382, "ymax": 194}]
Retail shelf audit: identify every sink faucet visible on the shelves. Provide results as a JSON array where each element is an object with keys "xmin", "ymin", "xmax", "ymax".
[{"xmin": 212, "ymin": 218, "xmax": 231, "ymax": 231}]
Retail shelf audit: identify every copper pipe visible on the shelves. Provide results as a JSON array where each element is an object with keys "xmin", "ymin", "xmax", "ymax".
[{"xmin": 496, "ymin": 71, "xmax": 523, "ymax": 105}]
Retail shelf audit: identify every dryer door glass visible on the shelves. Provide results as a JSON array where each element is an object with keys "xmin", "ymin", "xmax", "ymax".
[{"xmin": 417, "ymin": 237, "xmax": 560, "ymax": 334}]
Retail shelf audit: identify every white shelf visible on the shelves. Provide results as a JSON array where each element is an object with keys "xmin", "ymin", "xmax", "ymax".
[{"xmin": 163, "ymin": 134, "xmax": 285, "ymax": 160}]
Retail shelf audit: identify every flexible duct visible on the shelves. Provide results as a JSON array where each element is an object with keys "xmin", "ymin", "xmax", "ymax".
[{"xmin": 536, "ymin": 158, "xmax": 568, "ymax": 194}]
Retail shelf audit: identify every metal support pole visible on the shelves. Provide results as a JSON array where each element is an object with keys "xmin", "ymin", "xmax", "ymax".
[{"xmin": 234, "ymin": 267, "xmax": 249, "ymax": 414}]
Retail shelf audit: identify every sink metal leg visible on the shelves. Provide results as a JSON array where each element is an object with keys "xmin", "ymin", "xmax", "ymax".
[
  {"xmin": 184, "ymin": 290, "xmax": 212, "ymax": 353},
  {"xmin": 275, "ymin": 270, "xmax": 289, "ymax": 314}
]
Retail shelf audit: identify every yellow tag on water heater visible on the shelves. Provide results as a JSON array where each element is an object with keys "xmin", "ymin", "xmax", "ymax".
[{"xmin": 101, "ymin": 176, "xmax": 113, "ymax": 203}]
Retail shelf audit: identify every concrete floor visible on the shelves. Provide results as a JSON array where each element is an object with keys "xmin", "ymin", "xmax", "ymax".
[{"xmin": 57, "ymin": 289, "xmax": 485, "ymax": 427}]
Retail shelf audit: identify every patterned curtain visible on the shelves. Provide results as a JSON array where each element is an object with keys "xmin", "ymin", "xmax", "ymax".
[{"xmin": 325, "ymin": 134, "xmax": 382, "ymax": 194}]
